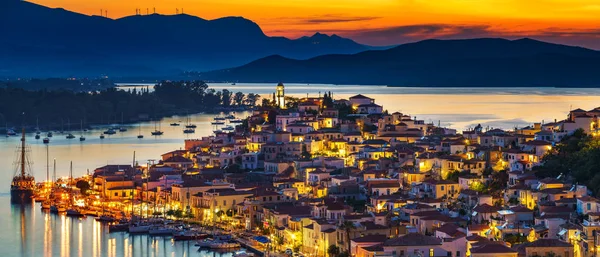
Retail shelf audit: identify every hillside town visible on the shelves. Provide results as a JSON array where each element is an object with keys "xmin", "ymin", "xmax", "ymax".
[{"xmin": 50, "ymin": 83, "xmax": 600, "ymax": 257}]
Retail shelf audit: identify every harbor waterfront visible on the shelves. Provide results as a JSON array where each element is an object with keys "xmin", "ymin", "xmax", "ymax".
[
  {"xmin": 0, "ymin": 195, "xmax": 227, "ymax": 257},
  {"xmin": 4, "ymin": 84, "xmax": 600, "ymax": 257}
]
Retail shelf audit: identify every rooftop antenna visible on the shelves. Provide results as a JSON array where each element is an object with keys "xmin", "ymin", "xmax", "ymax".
[
  {"xmin": 182, "ymin": 8, "xmax": 184, "ymax": 14},
  {"xmin": 100, "ymin": 9, "xmax": 103, "ymax": 16},
  {"xmin": 105, "ymin": 10, "xmax": 108, "ymax": 18},
  {"xmin": 153, "ymin": 7, "xmax": 156, "ymax": 14},
  {"xmin": 147, "ymin": 8, "xmax": 149, "ymax": 15},
  {"xmin": 176, "ymin": 8, "xmax": 178, "ymax": 14}
]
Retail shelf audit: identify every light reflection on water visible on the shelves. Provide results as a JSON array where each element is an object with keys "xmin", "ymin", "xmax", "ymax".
[{"xmin": 0, "ymin": 196, "xmax": 236, "ymax": 257}]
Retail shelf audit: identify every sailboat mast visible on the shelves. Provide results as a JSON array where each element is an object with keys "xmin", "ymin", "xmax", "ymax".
[
  {"xmin": 46, "ymin": 145, "xmax": 49, "ymax": 182},
  {"xmin": 69, "ymin": 161, "xmax": 73, "ymax": 185},
  {"xmin": 53, "ymin": 159, "xmax": 56, "ymax": 184},
  {"xmin": 20, "ymin": 128, "xmax": 26, "ymax": 177}
]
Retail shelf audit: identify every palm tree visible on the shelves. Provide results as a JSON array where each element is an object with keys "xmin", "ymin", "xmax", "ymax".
[{"xmin": 340, "ymin": 221, "xmax": 356, "ymax": 254}]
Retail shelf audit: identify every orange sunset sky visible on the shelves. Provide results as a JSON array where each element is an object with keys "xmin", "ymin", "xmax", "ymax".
[{"xmin": 29, "ymin": 0, "xmax": 600, "ymax": 48}]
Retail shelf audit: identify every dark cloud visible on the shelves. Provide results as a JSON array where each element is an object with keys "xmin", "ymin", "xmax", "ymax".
[
  {"xmin": 264, "ymin": 23, "xmax": 600, "ymax": 49},
  {"xmin": 342, "ymin": 24, "xmax": 496, "ymax": 45},
  {"xmin": 261, "ymin": 14, "xmax": 380, "ymax": 26},
  {"xmin": 339, "ymin": 24, "xmax": 600, "ymax": 49}
]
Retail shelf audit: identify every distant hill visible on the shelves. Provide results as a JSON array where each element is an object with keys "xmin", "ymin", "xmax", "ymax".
[
  {"xmin": 0, "ymin": 1, "xmax": 368, "ymax": 77},
  {"xmin": 200, "ymin": 38, "xmax": 600, "ymax": 87}
]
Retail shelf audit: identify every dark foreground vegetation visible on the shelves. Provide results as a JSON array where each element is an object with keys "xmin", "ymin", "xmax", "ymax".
[
  {"xmin": 534, "ymin": 129, "xmax": 600, "ymax": 195},
  {"xmin": 0, "ymin": 80, "xmax": 259, "ymax": 129}
]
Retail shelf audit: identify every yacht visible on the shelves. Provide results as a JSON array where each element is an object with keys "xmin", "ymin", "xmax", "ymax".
[
  {"xmin": 183, "ymin": 128, "xmax": 195, "ymax": 134},
  {"xmin": 47, "ymin": 132, "xmax": 53, "ymax": 138},
  {"xmin": 43, "ymin": 138, "xmax": 50, "ymax": 144},
  {"xmin": 170, "ymin": 123, "xmax": 180, "ymax": 126},
  {"xmin": 41, "ymin": 200, "xmax": 51, "ymax": 209},
  {"xmin": 99, "ymin": 134, "xmax": 105, "ymax": 139},
  {"xmin": 222, "ymin": 125, "xmax": 235, "ymax": 131},
  {"xmin": 211, "ymin": 121, "xmax": 225, "ymax": 125},
  {"xmin": 129, "ymin": 223, "xmax": 151, "ymax": 234},
  {"xmin": 103, "ymin": 128, "xmax": 116, "ymax": 135},
  {"xmin": 35, "ymin": 134, "xmax": 41, "ymax": 139},
  {"xmin": 148, "ymin": 226, "xmax": 176, "ymax": 236},
  {"xmin": 66, "ymin": 208, "xmax": 84, "ymax": 217},
  {"xmin": 66, "ymin": 133, "xmax": 75, "ymax": 139}
]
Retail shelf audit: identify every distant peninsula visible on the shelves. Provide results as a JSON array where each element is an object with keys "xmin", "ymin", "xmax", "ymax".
[{"xmin": 198, "ymin": 38, "xmax": 600, "ymax": 87}]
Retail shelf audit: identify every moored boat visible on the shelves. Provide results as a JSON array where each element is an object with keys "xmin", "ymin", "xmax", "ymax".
[
  {"xmin": 41, "ymin": 200, "xmax": 51, "ymax": 209},
  {"xmin": 11, "ymin": 128, "xmax": 35, "ymax": 204},
  {"xmin": 148, "ymin": 226, "xmax": 176, "ymax": 236},
  {"xmin": 128, "ymin": 224, "xmax": 151, "ymax": 234},
  {"xmin": 66, "ymin": 208, "xmax": 85, "ymax": 217}
]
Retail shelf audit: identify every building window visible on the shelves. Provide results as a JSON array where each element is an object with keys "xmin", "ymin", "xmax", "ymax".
[
  {"xmin": 223, "ymin": 200, "xmax": 227, "ymax": 206},
  {"xmin": 587, "ymin": 203, "xmax": 591, "ymax": 210},
  {"xmin": 456, "ymin": 251, "xmax": 460, "ymax": 257},
  {"xmin": 429, "ymin": 249, "xmax": 434, "ymax": 257}
]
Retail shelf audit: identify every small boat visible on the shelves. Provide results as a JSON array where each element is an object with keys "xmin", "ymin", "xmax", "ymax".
[
  {"xmin": 229, "ymin": 119, "xmax": 243, "ymax": 123},
  {"xmin": 208, "ymin": 241, "xmax": 241, "ymax": 249},
  {"xmin": 99, "ymin": 134, "xmax": 105, "ymax": 139},
  {"xmin": 109, "ymin": 223, "xmax": 129, "ymax": 233},
  {"xmin": 231, "ymin": 83, "xmax": 236, "ymax": 85},
  {"xmin": 103, "ymin": 129, "xmax": 116, "ymax": 135},
  {"xmin": 50, "ymin": 205, "xmax": 59, "ymax": 213},
  {"xmin": 57, "ymin": 205, "xmax": 67, "ymax": 213},
  {"xmin": 79, "ymin": 121, "xmax": 85, "ymax": 141},
  {"xmin": 183, "ymin": 128, "xmax": 195, "ymax": 134},
  {"xmin": 137, "ymin": 135, "xmax": 144, "ymax": 139},
  {"xmin": 47, "ymin": 132, "xmax": 53, "ymax": 137},
  {"xmin": 222, "ymin": 126, "xmax": 235, "ymax": 131},
  {"xmin": 119, "ymin": 127, "xmax": 127, "ymax": 132},
  {"xmin": 174, "ymin": 231, "xmax": 209, "ymax": 241},
  {"xmin": 35, "ymin": 134, "xmax": 41, "ymax": 139},
  {"xmin": 41, "ymin": 201, "xmax": 51, "ymax": 209},
  {"xmin": 185, "ymin": 124, "xmax": 197, "ymax": 128},
  {"xmin": 66, "ymin": 133, "xmax": 75, "ymax": 139},
  {"xmin": 6, "ymin": 129, "xmax": 17, "ymax": 136},
  {"xmin": 79, "ymin": 136, "xmax": 85, "ymax": 141},
  {"xmin": 170, "ymin": 123, "xmax": 180, "ymax": 126},
  {"xmin": 151, "ymin": 130, "xmax": 163, "ymax": 136},
  {"xmin": 66, "ymin": 208, "xmax": 84, "ymax": 217},
  {"xmin": 213, "ymin": 117, "xmax": 226, "ymax": 121},
  {"xmin": 233, "ymin": 250, "xmax": 254, "ymax": 257},
  {"xmin": 34, "ymin": 195, "xmax": 46, "ymax": 202},
  {"xmin": 213, "ymin": 130, "xmax": 222, "ymax": 134},
  {"xmin": 224, "ymin": 114, "xmax": 235, "ymax": 119},
  {"xmin": 148, "ymin": 226, "xmax": 176, "ymax": 236},
  {"xmin": 211, "ymin": 121, "xmax": 225, "ymax": 125},
  {"xmin": 95, "ymin": 215, "xmax": 116, "ymax": 223},
  {"xmin": 43, "ymin": 138, "xmax": 50, "ymax": 144},
  {"xmin": 129, "ymin": 224, "xmax": 151, "ymax": 234}
]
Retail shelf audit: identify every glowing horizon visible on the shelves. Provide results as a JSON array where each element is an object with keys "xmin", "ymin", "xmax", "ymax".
[{"xmin": 27, "ymin": 0, "xmax": 600, "ymax": 48}]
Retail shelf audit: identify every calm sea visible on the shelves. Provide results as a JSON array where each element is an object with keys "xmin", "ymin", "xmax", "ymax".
[{"xmin": 3, "ymin": 84, "xmax": 600, "ymax": 256}]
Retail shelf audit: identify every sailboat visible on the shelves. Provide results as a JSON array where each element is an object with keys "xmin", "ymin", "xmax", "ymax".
[
  {"xmin": 137, "ymin": 123, "xmax": 144, "ymax": 139},
  {"xmin": 151, "ymin": 120, "xmax": 163, "ymax": 136},
  {"xmin": 119, "ymin": 113, "xmax": 127, "ymax": 132},
  {"xmin": 65, "ymin": 161, "xmax": 83, "ymax": 217},
  {"xmin": 66, "ymin": 119, "xmax": 75, "ymax": 139},
  {"xmin": 183, "ymin": 116, "xmax": 195, "ymax": 133},
  {"xmin": 41, "ymin": 145, "xmax": 51, "ymax": 209},
  {"xmin": 34, "ymin": 118, "xmax": 41, "ymax": 139},
  {"xmin": 79, "ymin": 120, "xmax": 86, "ymax": 141},
  {"xmin": 11, "ymin": 128, "xmax": 35, "ymax": 204}
]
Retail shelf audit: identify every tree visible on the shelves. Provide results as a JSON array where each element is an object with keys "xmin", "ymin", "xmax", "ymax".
[
  {"xmin": 340, "ymin": 221, "xmax": 356, "ymax": 253},
  {"xmin": 75, "ymin": 180, "xmax": 90, "ymax": 195},
  {"xmin": 301, "ymin": 143, "xmax": 311, "ymax": 160},
  {"xmin": 328, "ymin": 245, "xmax": 340, "ymax": 257},
  {"xmin": 233, "ymin": 92, "xmax": 245, "ymax": 106}
]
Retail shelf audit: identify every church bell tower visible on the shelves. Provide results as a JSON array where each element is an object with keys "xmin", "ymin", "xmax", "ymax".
[{"xmin": 276, "ymin": 82, "xmax": 286, "ymax": 109}]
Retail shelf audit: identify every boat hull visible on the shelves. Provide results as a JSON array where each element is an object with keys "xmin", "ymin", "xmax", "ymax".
[{"xmin": 10, "ymin": 189, "xmax": 34, "ymax": 204}]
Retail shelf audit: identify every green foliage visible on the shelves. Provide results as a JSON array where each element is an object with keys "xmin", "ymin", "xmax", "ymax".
[
  {"xmin": 75, "ymin": 180, "xmax": 90, "ymax": 195},
  {"xmin": 0, "ymin": 80, "xmax": 255, "ymax": 127},
  {"xmin": 328, "ymin": 245, "xmax": 340, "ymax": 256},
  {"xmin": 534, "ymin": 129, "xmax": 600, "ymax": 195},
  {"xmin": 503, "ymin": 234, "xmax": 528, "ymax": 245}
]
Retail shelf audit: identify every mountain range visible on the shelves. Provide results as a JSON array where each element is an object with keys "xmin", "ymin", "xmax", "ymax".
[
  {"xmin": 200, "ymin": 38, "xmax": 600, "ymax": 87},
  {"xmin": 0, "ymin": 0, "xmax": 368, "ymax": 77}
]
